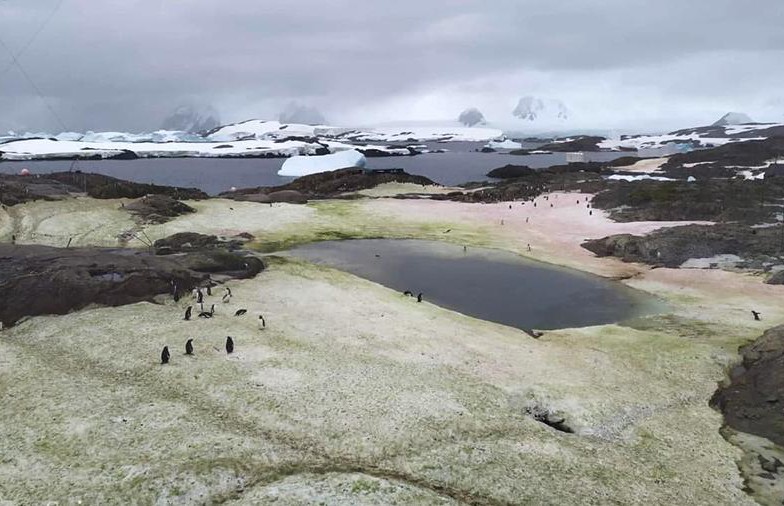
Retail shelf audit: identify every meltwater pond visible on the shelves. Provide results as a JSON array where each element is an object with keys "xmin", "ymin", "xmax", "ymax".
[{"xmin": 285, "ymin": 239, "xmax": 663, "ymax": 331}]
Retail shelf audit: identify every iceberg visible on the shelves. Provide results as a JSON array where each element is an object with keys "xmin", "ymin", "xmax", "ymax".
[
  {"xmin": 279, "ymin": 149, "xmax": 366, "ymax": 177},
  {"xmin": 486, "ymin": 139, "xmax": 521, "ymax": 150}
]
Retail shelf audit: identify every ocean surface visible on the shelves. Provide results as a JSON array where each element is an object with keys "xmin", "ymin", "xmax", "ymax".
[{"xmin": 0, "ymin": 142, "xmax": 636, "ymax": 195}]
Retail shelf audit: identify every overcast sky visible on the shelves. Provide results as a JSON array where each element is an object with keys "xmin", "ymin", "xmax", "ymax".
[{"xmin": 1, "ymin": 0, "xmax": 783, "ymax": 133}]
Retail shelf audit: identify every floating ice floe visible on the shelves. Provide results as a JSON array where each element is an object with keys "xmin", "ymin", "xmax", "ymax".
[
  {"xmin": 485, "ymin": 139, "xmax": 522, "ymax": 150},
  {"xmin": 278, "ymin": 149, "xmax": 366, "ymax": 177}
]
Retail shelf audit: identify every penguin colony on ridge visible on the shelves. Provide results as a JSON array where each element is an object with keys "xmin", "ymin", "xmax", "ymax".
[{"xmin": 161, "ymin": 283, "xmax": 264, "ymax": 364}]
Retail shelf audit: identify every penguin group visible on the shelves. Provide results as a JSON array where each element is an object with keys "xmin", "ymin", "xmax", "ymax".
[
  {"xmin": 402, "ymin": 290, "xmax": 424, "ymax": 303},
  {"xmin": 160, "ymin": 336, "xmax": 234, "ymax": 364},
  {"xmin": 162, "ymin": 283, "xmax": 266, "ymax": 364}
]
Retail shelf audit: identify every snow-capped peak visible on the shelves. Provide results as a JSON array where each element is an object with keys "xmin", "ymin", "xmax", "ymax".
[
  {"xmin": 712, "ymin": 112, "xmax": 754, "ymax": 126},
  {"xmin": 458, "ymin": 108, "xmax": 486, "ymax": 127},
  {"xmin": 161, "ymin": 104, "xmax": 221, "ymax": 134},
  {"xmin": 512, "ymin": 96, "xmax": 569, "ymax": 122}
]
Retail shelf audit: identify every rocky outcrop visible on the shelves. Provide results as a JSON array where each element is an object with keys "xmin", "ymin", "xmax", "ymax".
[
  {"xmin": 581, "ymin": 224, "xmax": 784, "ymax": 269},
  {"xmin": 46, "ymin": 171, "xmax": 208, "ymax": 200},
  {"xmin": 220, "ymin": 168, "xmax": 436, "ymax": 201},
  {"xmin": 125, "ymin": 194, "xmax": 196, "ymax": 224},
  {"xmin": 592, "ymin": 178, "xmax": 784, "ymax": 223},
  {"xmin": 0, "ymin": 173, "xmax": 78, "ymax": 205},
  {"xmin": 661, "ymin": 137, "xmax": 784, "ymax": 176},
  {"xmin": 0, "ymin": 172, "xmax": 208, "ymax": 206},
  {"xmin": 153, "ymin": 232, "xmax": 228, "ymax": 254},
  {"xmin": 511, "ymin": 136, "xmax": 606, "ymax": 154},
  {"xmin": 486, "ymin": 165, "xmax": 536, "ymax": 179},
  {"xmin": 711, "ymin": 325, "xmax": 784, "ymax": 447},
  {"xmin": 0, "ymin": 243, "xmax": 263, "ymax": 328}
]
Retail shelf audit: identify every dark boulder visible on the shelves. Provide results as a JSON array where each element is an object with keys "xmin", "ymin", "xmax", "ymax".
[{"xmin": 125, "ymin": 194, "xmax": 196, "ymax": 223}]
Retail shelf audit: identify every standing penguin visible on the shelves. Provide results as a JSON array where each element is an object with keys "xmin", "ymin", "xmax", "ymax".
[
  {"xmin": 184, "ymin": 306, "xmax": 192, "ymax": 321},
  {"xmin": 185, "ymin": 338, "xmax": 194, "ymax": 355},
  {"xmin": 206, "ymin": 285, "xmax": 212, "ymax": 296},
  {"xmin": 258, "ymin": 314, "xmax": 266, "ymax": 329},
  {"xmin": 196, "ymin": 289, "xmax": 204, "ymax": 305},
  {"xmin": 752, "ymin": 310, "xmax": 762, "ymax": 321},
  {"xmin": 417, "ymin": 293, "xmax": 423, "ymax": 303},
  {"xmin": 222, "ymin": 287, "xmax": 232, "ymax": 303},
  {"xmin": 225, "ymin": 336, "xmax": 234, "ymax": 354},
  {"xmin": 161, "ymin": 346, "xmax": 170, "ymax": 364}
]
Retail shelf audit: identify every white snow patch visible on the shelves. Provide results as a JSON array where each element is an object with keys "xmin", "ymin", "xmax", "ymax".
[
  {"xmin": 278, "ymin": 149, "xmax": 366, "ymax": 177},
  {"xmin": 680, "ymin": 255, "xmax": 743, "ymax": 269},
  {"xmin": 739, "ymin": 170, "xmax": 765, "ymax": 180},
  {"xmin": 607, "ymin": 174, "xmax": 675, "ymax": 182}
]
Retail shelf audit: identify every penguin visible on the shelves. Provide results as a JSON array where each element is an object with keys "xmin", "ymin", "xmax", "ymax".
[
  {"xmin": 161, "ymin": 346, "xmax": 170, "ymax": 364},
  {"xmin": 258, "ymin": 314, "xmax": 266, "ymax": 329},
  {"xmin": 184, "ymin": 306, "xmax": 192, "ymax": 321},
  {"xmin": 185, "ymin": 338, "xmax": 194, "ymax": 355},
  {"xmin": 210, "ymin": 304, "xmax": 215, "ymax": 316},
  {"xmin": 234, "ymin": 309, "xmax": 247, "ymax": 316},
  {"xmin": 443, "ymin": 229, "xmax": 452, "ymax": 234},
  {"xmin": 222, "ymin": 288, "xmax": 232, "ymax": 303},
  {"xmin": 206, "ymin": 285, "xmax": 212, "ymax": 296},
  {"xmin": 403, "ymin": 290, "xmax": 413, "ymax": 296},
  {"xmin": 225, "ymin": 336, "xmax": 234, "ymax": 354},
  {"xmin": 196, "ymin": 289, "xmax": 203, "ymax": 305},
  {"xmin": 752, "ymin": 310, "xmax": 762, "ymax": 321},
  {"xmin": 417, "ymin": 293, "xmax": 423, "ymax": 303}
]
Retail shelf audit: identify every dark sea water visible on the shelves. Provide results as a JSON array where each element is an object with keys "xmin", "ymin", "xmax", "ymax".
[
  {"xmin": 285, "ymin": 239, "xmax": 663, "ymax": 331},
  {"xmin": 0, "ymin": 142, "xmax": 635, "ymax": 195}
]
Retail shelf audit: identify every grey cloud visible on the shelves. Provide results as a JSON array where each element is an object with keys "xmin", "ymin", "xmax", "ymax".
[{"xmin": 0, "ymin": 0, "xmax": 782, "ymax": 132}]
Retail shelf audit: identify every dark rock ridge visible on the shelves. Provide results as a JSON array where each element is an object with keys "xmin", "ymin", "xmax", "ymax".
[
  {"xmin": 0, "ymin": 173, "xmax": 77, "ymax": 206},
  {"xmin": 661, "ymin": 137, "xmax": 784, "ymax": 176},
  {"xmin": 486, "ymin": 165, "xmax": 536, "ymax": 179},
  {"xmin": 46, "ymin": 171, "xmax": 208, "ymax": 200},
  {"xmin": 0, "ymin": 243, "xmax": 264, "ymax": 328},
  {"xmin": 511, "ymin": 136, "xmax": 608, "ymax": 154},
  {"xmin": 153, "ymin": 232, "xmax": 243, "ymax": 255},
  {"xmin": 591, "ymin": 178, "xmax": 784, "ymax": 223},
  {"xmin": 581, "ymin": 223, "xmax": 784, "ymax": 271},
  {"xmin": 441, "ymin": 162, "xmax": 605, "ymax": 203},
  {"xmin": 125, "ymin": 194, "xmax": 196, "ymax": 224},
  {"xmin": 711, "ymin": 325, "xmax": 784, "ymax": 447},
  {"xmin": 1, "ymin": 172, "xmax": 207, "ymax": 206},
  {"xmin": 220, "ymin": 168, "xmax": 436, "ymax": 201}
]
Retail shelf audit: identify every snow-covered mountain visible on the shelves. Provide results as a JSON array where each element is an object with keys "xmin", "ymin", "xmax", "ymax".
[
  {"xmin": 278, "ymin": 103, "xmax": 327, "ymax": 125},
  {"xmin": 512, "ymin": 96, "xmax": 569, "ymax": 122},
  {"xmin": 458, "ymin": 108, "xmax": 485, "ymax": 127},
  {"xmin": 711, "ymin": 112, "xmax": 754, "ymax": 127},
  {"xmin": 161, "ymin": 104, "xmax": 221, "ymax": 133},
  {"xmin": 0, "ymin": 118, "xmax": 505, "ymax": 161}
]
